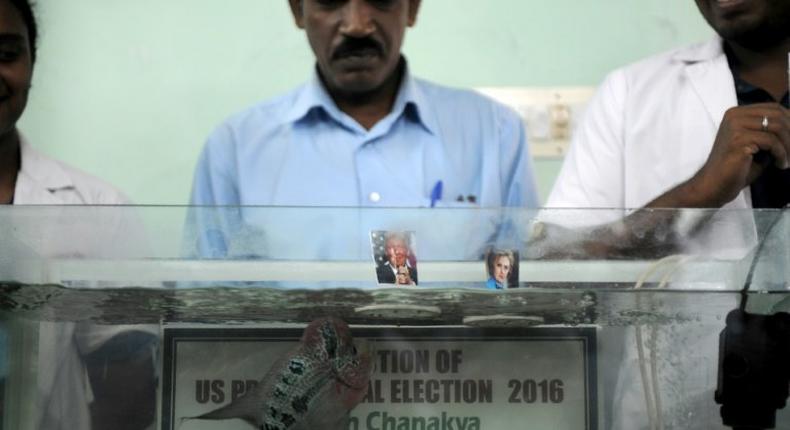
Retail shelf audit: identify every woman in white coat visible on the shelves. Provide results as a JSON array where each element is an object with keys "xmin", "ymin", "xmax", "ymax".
[{"xmin": 0, "ymin": 1, "xmax": 156, "ymax": 429}]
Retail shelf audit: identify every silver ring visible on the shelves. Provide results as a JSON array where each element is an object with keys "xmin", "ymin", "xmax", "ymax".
[{"xmin": 761, "ymin": 116, "xmax": 769, "ymax": 131}]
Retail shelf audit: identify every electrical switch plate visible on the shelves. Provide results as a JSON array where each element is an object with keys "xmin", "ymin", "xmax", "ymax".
[{"xmin": 475, "ymin": 87, "xmax": 596, "ymax": 159}]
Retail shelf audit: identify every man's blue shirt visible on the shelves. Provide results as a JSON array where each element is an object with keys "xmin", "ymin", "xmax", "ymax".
[{"xmin": 189, "ymin": 67, "xmax": 539, "ymax": 208}]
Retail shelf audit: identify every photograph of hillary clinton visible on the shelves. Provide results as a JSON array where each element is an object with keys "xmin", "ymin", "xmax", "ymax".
[{"xmin": 485, "ymin": 249, "xmax": 518, "ymax": 289}]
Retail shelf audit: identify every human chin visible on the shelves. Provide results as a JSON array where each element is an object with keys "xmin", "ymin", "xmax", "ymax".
[
  {"xmin": 331, "ymin": 70, "xmax": 386, "ymax": 94},
  {"xmin": 720, "ymin": 18, "xmax": 786, "ymax": 49},
  {"xmin": 0, "ymin": 99, "xmax": 25, "ymax": 135}
]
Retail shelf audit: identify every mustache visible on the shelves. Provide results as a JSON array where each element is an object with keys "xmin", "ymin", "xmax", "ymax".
[{"xmin": 332, "ymin": 37, "xmax": 384, "ymax": 60}]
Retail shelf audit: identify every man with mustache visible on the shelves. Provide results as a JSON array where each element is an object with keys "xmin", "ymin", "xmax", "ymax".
[{"xmin": 189, "ymin": 0, "xmax": 538, "ymax": 211}]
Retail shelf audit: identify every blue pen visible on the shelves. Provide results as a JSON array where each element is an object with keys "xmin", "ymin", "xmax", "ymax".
[{"xmin": 430, "ymin": 180, "xmax": 443, "ymax": 208}]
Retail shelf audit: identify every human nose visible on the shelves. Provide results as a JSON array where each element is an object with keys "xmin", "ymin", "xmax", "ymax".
[{"xmin": 339, "ymin": 0, "xmax": 375, "ymax": 37}]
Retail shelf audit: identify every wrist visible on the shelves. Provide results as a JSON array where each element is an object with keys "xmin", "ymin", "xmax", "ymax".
[
  {"xmin": 681, "ymin": 172, "xmax": 728, "ymax": 208},
  {"xmin": 646, "ymin": 174, "xmax": 726, "ymax": 209}
]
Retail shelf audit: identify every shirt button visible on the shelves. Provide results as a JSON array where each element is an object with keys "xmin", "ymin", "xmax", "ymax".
[{"xmin": 368, "ymin": 192, "xmax": 381, "ymax": 203}]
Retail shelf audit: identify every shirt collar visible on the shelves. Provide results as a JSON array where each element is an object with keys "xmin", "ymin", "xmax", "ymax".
[
  {"xmin": 673, "ymin": 36, "xmax": 725, "ymax": 63},
  {"xmin": 391, "ymin": 65, "xmax": 438, "ymax": 135},
  {"xmin": 13, "ymin": 136, "xmax": 77, "ymax": 205},
  {"xmin": 283, "ymin": 60, "xmax": 438, "ymax": 135},
  {"xmin": 18, "ymin": 136, "xmax": 74, "ymax": 191}
]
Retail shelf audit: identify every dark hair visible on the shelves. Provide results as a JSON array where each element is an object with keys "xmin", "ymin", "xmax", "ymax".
[{"xmin": 8, "ymin": 0, "xmax": 37, "ymax": 64}]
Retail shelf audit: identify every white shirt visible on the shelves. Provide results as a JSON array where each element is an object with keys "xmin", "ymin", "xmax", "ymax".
[
  {"xmin": 545, "ymin": 37, "xmax": 756, "ymax": 257},
  {"xmin": 547, "ymin": 37, "xmax": 747, "ymax": 213},
  {"xmin": 544, "ymin": 40, "xmax": 787, "ymax": 429},
  {"xmin": 9, "ymin": 139, "xmax": 153, "ymax": 430},
  {"xmin": 14, "ymin": 139, "xmax": 128, "ymax": 206}
]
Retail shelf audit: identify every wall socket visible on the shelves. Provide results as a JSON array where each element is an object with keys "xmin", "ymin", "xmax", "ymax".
[{"xmin": 475, "ymin": 87, "xmax": 596, "ymax": 159}]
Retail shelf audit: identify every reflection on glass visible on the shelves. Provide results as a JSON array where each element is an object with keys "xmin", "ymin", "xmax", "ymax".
[{"xmin": 0, "ymin": 207, "xmax": 787, "ymax": 429}]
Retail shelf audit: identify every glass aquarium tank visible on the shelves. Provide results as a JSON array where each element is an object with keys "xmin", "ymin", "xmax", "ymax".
[{"xmin": 1, "ymin": 206, "xmax": 788, "ymax": 430}]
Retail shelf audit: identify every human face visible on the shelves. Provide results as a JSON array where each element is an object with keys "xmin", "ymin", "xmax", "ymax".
[
  {"xmin": 694, "ymin": 0, "xmax": 790, "ymax": 49},
  {"xmin": 385, "ymin": 237, "xmax": 408, "ymax": 267},
  {"xmin": 493, "ymin": 256, "xmax": 511, "ymax": 285},
  {"xmin": 0, "ymin": 0, "xmax": 32, "ymax": 137},
  {"xmin": 289, "ymin": 0, "xmax": 420, "ymax": 95}
]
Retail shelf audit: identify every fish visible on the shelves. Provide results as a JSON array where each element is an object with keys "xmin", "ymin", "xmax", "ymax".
[{"xmin": 181, "ymin": 317, "xmax": 372, "ymax": 430}]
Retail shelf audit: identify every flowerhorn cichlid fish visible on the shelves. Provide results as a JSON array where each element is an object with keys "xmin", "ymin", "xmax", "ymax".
[{"xmin": 181, "ymin": 317, "xmax": 372, "ymax": 430}]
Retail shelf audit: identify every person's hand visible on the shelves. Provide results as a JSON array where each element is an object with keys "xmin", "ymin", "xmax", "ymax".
[{"xmin": 689, "ymin": 103, "xmax": 790, "ymax": 206}]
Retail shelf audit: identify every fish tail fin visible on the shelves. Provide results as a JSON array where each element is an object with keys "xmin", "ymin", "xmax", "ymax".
[
  {"xmin": 176, "ymin": 416, "xmax": 193, "ymax": 429},
  {"xmin": 179, "ymin": 400, "xmax": 257, "ymax": 426}
]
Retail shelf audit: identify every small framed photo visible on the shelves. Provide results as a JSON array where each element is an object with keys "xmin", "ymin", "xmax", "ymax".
[
  {"xmin": 370, "ymin": 231, "xmax": 418, "ymax": 286},
  {"xmin": 484, "ymin": 249, "xmax": 519, "ymax": 289}
]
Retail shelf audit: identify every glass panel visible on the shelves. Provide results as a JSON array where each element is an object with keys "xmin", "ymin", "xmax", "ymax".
[{"xmin": 1, "ymin": 207, "xmax": 788, "ymax": 430}]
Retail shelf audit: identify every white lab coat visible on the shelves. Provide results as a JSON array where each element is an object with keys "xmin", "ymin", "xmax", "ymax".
[
  {"xmin": 547, "ymin": 37, "xmax": 748, "ymax": 213},
  {"xmin": 545, "ymin": 39, "xmax": 789, "ymax": 429},
  {"xmin": 544, "ymin": 37, "xmax": 756, "ymax": 257},
  {"xmin": 14, "ymin": 139, "xmax": 129, "ymax": 207},
  {"xmin": 10, "ymin": 139, "xmax": 154, "ymax": 430}
]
